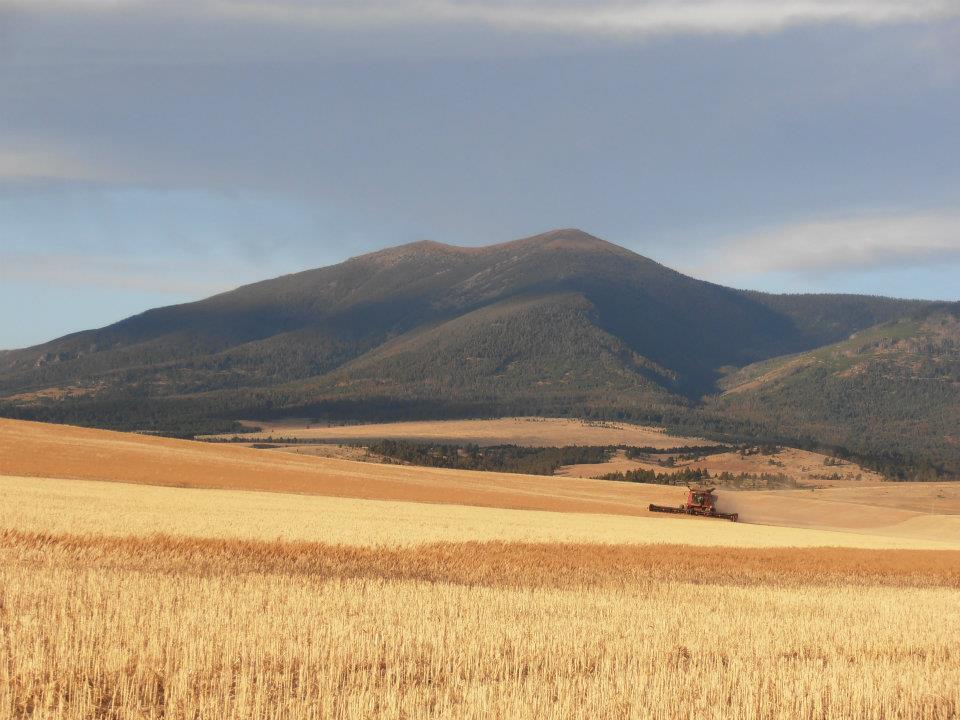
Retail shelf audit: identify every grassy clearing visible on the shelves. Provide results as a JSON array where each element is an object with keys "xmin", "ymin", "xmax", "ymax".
[{"xmin": 220, "ymin": 416, "xmax": 704, "ymax": 448}]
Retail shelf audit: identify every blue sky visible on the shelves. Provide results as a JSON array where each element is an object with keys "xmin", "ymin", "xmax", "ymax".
[{"xmin": 1, "ymin": 1, "xmax": 959, "ymax": 348}]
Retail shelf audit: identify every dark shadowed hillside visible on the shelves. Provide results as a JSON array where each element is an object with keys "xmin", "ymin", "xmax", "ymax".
[
  {"xmin": 2, "ymin": 228, "xmax": 952, "ymax": 471},
  {"xmin": 710, "ymin": 304, "xmax": 960, "ymax": 476}
]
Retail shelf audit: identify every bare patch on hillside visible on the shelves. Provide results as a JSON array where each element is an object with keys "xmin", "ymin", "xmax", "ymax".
[
  {"xmin": 559, "ymin": 447, "xmax": 884, "ymax": 486},
  {"xmin": 218, "ymin": 416, "xmax": 705, "ymax": 448}
]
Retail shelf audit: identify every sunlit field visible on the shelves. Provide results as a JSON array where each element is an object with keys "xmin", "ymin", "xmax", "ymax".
[
  {"xmin": 3, "ymin": 475, "xmax": 956, "ymax": 550},
  {"xmin": 1, "ymin": 475, "xmax": 959, "ymax": 718},
  {"xmin": 2, "ymin": 460, "xmax": 959, "ymax": 719},
  {"xmin": 2, "ymin": 528, "xmax": 959, "ymax": 719}
]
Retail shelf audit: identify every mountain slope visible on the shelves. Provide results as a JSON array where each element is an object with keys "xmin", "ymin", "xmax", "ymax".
[
  {"xmin": 0, "ymin": 229, "xmax": 920, "ymax": 398},
  {"xmin": 288, "ymin": 292, "xmax": 684, "ymax": 413},
  {"xmin": 712, "ymin": 305, "xmax": 960, "ymax": 475},
  {"xmin": 0, "ymin": 228, "xmax": 940, "ymax": 463}
]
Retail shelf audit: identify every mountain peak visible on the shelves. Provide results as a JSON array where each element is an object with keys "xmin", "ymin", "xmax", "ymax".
[
  {"xmin": 357, "ymin": 229, "xmax": 631, "ymax": 266},
  {"xmin": 360, "ymin": 238, "xmax": 471, "ymax": 266},
  {"xmin": 505, "ymin": 228, "xmax": 625, "ymax": 253}
]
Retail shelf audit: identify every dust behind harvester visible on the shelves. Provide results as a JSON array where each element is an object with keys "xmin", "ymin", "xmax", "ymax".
[{"xmin": 649, "ymin": 486, "xmax": 739, "ymax": 522}]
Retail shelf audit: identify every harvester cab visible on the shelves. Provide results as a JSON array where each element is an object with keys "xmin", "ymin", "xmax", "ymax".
[{"xmin": 648, "ymin": 484, "xmax": 739, "ymax": 522}]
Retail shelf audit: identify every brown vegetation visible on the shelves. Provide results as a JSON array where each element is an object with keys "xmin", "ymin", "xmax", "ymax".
[{"xmin": 4, "ymin": 419, "xmax": 959, "ymax": 544}]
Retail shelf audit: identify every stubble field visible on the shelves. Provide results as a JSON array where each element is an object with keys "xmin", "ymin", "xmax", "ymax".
[
  {"xmin": 2, "ymin": 420, "xmax": 959, "ymax": 719},
  {"xmin": 3, "ymin": 525, "xmax": 959, "ymax": 719}
]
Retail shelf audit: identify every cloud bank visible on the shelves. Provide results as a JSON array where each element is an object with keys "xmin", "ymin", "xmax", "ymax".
[
  {"xmin": 9, "ymin": 0, "xmax": 959, "ymax": 37},
  {"xmin": 246, "ymin": 1, "xmax": 959, "ymax": 34},
  {"xmin": 690, "ymin": 212, "xmax": 960, "ymax": 278}
]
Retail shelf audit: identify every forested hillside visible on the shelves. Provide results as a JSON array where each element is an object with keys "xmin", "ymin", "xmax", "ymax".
[
  {"xmin": 710, "ymin": 305, "xmax": 960, "ymax": 476},
  {"xmin": 2, "ymin": 228, "xmax": 954, "ymax": 473}
]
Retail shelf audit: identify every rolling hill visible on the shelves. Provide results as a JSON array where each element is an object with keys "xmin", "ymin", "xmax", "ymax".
[
  {"xmin": 2, "ymin": 418, "xmax": 957, "ymax": 547},
  {"xmin": 712, "ymin": 304, "xmax": 960, "ymax": 475},
  {"xmin": 1, "ymin": 228, "xmax": 955, "ymax": 472}
]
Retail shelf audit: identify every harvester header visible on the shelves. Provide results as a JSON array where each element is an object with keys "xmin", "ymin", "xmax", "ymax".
[{"xmin": 649, "ymin": 485, "xmax": 739, "ymax": 522}]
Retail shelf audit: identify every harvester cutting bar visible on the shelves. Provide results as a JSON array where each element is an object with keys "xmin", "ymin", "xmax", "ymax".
[
  {"xmin": 649, "ymin": 503, "xmax": 739, "ymax": 522},
  {"xmin": 648, "ymin": 504, "xmax": 687, "ymax": 515}
]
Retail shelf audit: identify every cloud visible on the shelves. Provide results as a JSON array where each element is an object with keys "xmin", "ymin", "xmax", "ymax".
[
  {"xmin": 689, "ymin": 211, "xmax": 960, "ymax": 278},
  {"xmin": 0, "ymin": 148, "xmax": 116, "ymax": 183},
  {"xmin": 7, "ymin": 1, "xmax": 959, "ymax": 39},
  {"xmin": 0, "ymin": 253, "xmax": 238, "ymax": 296}
]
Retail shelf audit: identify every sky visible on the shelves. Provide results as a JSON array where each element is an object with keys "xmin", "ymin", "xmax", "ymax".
[{"xmin": 1, "ymin": 0, "xmax": 959, "ymax": 348}]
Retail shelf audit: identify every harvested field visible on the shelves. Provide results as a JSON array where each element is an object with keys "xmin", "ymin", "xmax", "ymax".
[
  {"xmin": 558, "ymin": 447, "xmax": 885, "ymax": 485},
  {"xmin": 7, "ymin": 475, "xmax": 955, "ymax": 550},
  {"xmin": 720, "ymin": 486, "xmax": 960, "ymax": 544},
  {"xmin": 783, "ymin": 481, "xmax": 960, "ymax": 514},
  {"xmin": 222, "ymin": 416, "xmax": 706, "ymax": 447},
  {"xmin": 3, "ymin": 420, "xmax": 960, "ymax": 719},
  {"xmin": 0, "ymin": 418, "xmax": 686, "ymax": 517},
  {"xmin": 2, "ymin": 528, "xmax": 959, "ymax": 719},
  {"xmin": 3, "ymin": 419, "xmax": 958, "ymax": 544}
]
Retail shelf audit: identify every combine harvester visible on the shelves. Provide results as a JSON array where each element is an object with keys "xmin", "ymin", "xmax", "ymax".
[{"xmin": 649, "ymin": 485, "xmax": 739, "ymax": 522}]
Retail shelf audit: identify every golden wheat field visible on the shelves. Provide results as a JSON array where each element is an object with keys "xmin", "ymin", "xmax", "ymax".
[
  {"xmin": 2, "ymin": 420, "xmax": 960, "ymax": 719},
  {"xmin": 2, "ymin": 528, "xmax": 960, "ymax": 719},
  {"xmin": 2, "ymin": 475, "xmax": 960, "ymax": 719},
  {"xmin": 7, "ymin": 475, "xmax": 957, "ymax": 550}
]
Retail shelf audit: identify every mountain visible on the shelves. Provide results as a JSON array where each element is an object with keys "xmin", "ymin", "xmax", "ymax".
[
  {"xmin": 710, "ymin": 303, "xmax": 960, "ymax": 476},
  {"xmin": 1, "ymin": 228, "xmax": 950, "ymax": 472}
]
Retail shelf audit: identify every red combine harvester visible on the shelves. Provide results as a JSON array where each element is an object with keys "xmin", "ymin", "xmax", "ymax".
[{"xmin": 649, "ymin": 486, "xmax": 739, "ymax": 522}]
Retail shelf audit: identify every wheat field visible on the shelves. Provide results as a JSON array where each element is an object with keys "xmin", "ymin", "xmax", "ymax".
[
  {"xmin": 2, "ymin": 529, "xmax": 959, "ymax": 720},
  {"xmin": 4, "ymin": 418, "xmax": 957, "ymax": 542},
  {"xmin": 4, "ymin": 475, "xmax": 956, "ymax": 550},
  {"xmin": 2, "ymin": 474, "xmax": 960, "ymax": 719}
]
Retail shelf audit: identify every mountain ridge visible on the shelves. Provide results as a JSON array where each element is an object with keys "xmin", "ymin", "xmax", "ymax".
[{"xmin": 1, "ymin": 228, "xmax": 953, "ymax": 473}]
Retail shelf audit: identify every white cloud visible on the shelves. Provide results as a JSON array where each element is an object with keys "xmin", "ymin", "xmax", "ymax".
[
  {"xmin": 8, "ymin": 0, "xmax": 959, "ymax": 36},
  {"xmin": 0, "ymin": 149, "xmax": 115, "ymax": 183},
  {"xmin": 0, "ymin": 253, "xmax": 237, "ymax": 296},
  {"xmin": 689, "ymin": 211, "xmax": 960, "ymax": 277}
]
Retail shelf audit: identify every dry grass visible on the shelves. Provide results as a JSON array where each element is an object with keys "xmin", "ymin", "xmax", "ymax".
[
  {"xmin": 4, "ymin": 475, "xmax": 957, "ymax": 550},
  {"xmin": 2, "ymin": 530, "xmax": 958, "ymax": 719},
  {"xmin": 559, "ymin": 447, "xmax": 886, "ymax": 486},
  {"xmin": 221, "ymin": 416, "xmax": 705, "ymax": 448}
]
